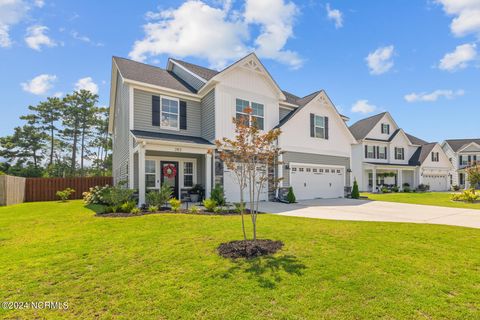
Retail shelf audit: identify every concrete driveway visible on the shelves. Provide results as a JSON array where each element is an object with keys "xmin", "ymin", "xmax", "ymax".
[{"xmin": 258, "ymin": 198, "xmax": 480, "ymax": 229}]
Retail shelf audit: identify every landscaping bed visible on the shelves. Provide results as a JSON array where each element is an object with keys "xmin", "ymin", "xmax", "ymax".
[
  {"xmin": 96, "ymin": 206, "xmax": 243, "ymax": 217},
  {"xmin": 218, "ymin": 239, "xmax": 284, "ymax": 259}
]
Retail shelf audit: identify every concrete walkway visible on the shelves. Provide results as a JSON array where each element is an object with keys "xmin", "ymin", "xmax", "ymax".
[{"xmin": 258, "ymin": 198, "xmax": 480, "ymax": 229}]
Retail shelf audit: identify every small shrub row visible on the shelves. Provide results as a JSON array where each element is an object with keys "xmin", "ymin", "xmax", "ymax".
[{"xmin": 451, "ymin": 189, "xmax": 479, "ymax": 203}]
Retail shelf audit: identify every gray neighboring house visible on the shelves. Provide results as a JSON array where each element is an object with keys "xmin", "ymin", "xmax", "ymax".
[
  {"xmin": 442, "ymin": 139, "xmax": 480, "ymax": 189},
  {"xmin": 109, "ymin": 53, "xmax": 356, "ymax": 205}
]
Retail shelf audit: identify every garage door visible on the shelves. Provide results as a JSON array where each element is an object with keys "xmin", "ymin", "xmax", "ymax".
[
  {"xmin": 223, "ymin": 167, "xmax": 268, "ymax": 203},
  {"xmin": 290, "ymin": 165, "xmax": 345, "ymax": 200},
  {"xmin": 423, "ymin": 175, "xmax": 448, "ymax": 191}
]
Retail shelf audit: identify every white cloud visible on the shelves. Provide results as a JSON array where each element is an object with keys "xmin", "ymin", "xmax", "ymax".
[
  {"xmin": 365, "ymin": 45, "xmax": 395, "ymax": 75},
  {"xmin": 435, "ymin": 0, "xmax": 480, "ymax": 37},
  {"xmin": 0, "ymin": 0, "xmax": 30, "ymax": 48},
  {"xmin": 34, "ymin": 0, "xmax": 44, "ymax": 8},
  {"xmin": 404, "ymin": 89, "xmax": 465, "ymax": 102},
  {"xmin": 351, "ymin": 100, "xmax": 377, "ymax": 114},
  {"xmin": 25, "ymin": 25, "xmax": 56, "ymax": 50},
  {"xmin": 129, "ymin": 0, "xmax": 302, "ymax": 69},
  {"xmin": 21, "ymin": 74, "xmax": 56, "ymax": 95},
  {"xmin": 326, "ymin": 3, "xmax": 343, "ymax": 28},
  {"xmin": 75, "ymin": 77, "xmax": 98, "ymax": 94},
  {"xmin": 439, "ymin": 43, "xmax": 477, "ymax": 71},
  {"xmin": 71, "ymin": 30, "xmax": 103, "ymax": 46}
]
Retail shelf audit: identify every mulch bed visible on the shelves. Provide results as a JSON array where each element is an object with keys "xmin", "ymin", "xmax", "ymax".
[
  {"xmin": 96, "ymin": 209, "xmax": 242, "ymax": 218},
  {"xmin": 217, "ymin": 239, "xmax": 284, "ymax": 259}
]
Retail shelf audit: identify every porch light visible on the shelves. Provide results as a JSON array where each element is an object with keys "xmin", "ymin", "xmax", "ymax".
[
  {"xmin": 285, "ymin": 164, "xmax": 290, "ymax": 170},
  {"xmin": 347, "ymin": 169, "xmax": 352, "ymax": 173}
]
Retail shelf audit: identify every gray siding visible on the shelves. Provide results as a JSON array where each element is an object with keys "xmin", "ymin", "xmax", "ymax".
[
  {"xmin": 134, "ymin": 150, "xmax": 205, "ymax": 189},
  {"xmin": 279, "ymin": 107, "xmax": 292, "ymax": 121},
  {"xmin": 282, "ymin": 151, "xmax": 351, "ymax": 186},
  {"xmin": 201, "ymin": 89, "xmax": 215, "ymax": 141},
  {"xmin": 112, "ymin": 73, "xmax": 130, "ymax": 186},
  {"xmin": 171, "ymin": 64, "xmax": 205, "ymax": 91},
  {"xmin": 133, "ymin": 89, "xmax": 202, "ymax": 137}
]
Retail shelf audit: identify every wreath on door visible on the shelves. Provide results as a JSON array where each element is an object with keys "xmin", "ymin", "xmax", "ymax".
[{"xmin": 163, "ymin": 164, "xmax": 177, "ymax": 178}]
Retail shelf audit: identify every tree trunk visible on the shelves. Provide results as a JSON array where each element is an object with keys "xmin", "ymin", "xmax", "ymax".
[
  {"xmin": 49, "ymin": 124, "xmax": 54, "ymax": 166},
  {"xmin": 71, "ymin": 121, "xmax": 79, "ymax": 176},
  {"xmin": 80, "ymin": 125, "xmax": 86, "ymax": 176}
]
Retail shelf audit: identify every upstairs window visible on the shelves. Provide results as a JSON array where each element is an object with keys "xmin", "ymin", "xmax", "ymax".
[
  {"xmin": 236, "ymin": 98, "xmax": 264, "ymax": 130},
  {"xmin": 366, "ymin": 145, "xmax": 375, "ymax": 158},
  {"xmin": 314, "ymin": 115, "xmax": 325, "ymax": 139},
  {"xmin": 161, "ymin": 97, "xmax": 179, "ymax": 130},
  {"xmin": 395, "ymin": 147, "xmax": 405, "ymax": 160},
  {"xmin": 381, "ymin": 123, "xmax": 390, "ymax": 134},
  {"xmin": 378, "ymin": 147, "xmax": 387, "ymax": 159},
  {"xmin": 432, "ymin": 152, "xmax": 439, "ymax": 162}
]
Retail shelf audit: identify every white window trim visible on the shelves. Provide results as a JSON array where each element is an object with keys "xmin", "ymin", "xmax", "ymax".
[
  {"xmin": 381, "ymin": 123, "xmax": 390, "ymax": 134},
  {"xmin": 314, "ymin": 115, "xmax": 325, "ymax": 139},
  {"xmin": 145, "ymin": 156, "xmax": 197, "ymax": 190},
  {"xmin": 235, "ymin": 98, "xmax": 265, "ymax": 130},
  {"xmin": 145, "ymin": 159, "xmax": 157, "ymax": 189},
  {"xmin": 378, "ymin": 147, "xmax": 387, "ymax": 160},
  {"xmin": 160, "ymin": 95, "xmax": 180, "ymax": 131},
  {"xmin": 395, "ymin": 147, "xmax": 405, "ymax": 160},
  {"xmin": 366, "ymin": 145, "xmax": 375, "ymax": 159}
]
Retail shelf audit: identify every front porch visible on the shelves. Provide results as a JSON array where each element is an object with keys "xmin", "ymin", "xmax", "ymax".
[
  {"xmin": 363, "ymin": 164, "xmax": 417, "ymax": 192},
  {"xmin": 131, "ymin": 135, "xmax": 214, "ymax": 206}
]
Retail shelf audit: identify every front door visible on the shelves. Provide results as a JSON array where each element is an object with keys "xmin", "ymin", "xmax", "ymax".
[{"xmin": 161, "ymin": 161, "xmax": 179, "ymax": 199}]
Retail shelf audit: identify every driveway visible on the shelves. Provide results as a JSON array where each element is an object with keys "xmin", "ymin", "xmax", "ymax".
[{"xmin": 259, "ymin": 198, "xmax": 480, "ymax": 229}]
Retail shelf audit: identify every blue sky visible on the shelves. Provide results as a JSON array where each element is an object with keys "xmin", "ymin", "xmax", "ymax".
[{"xmin": 0, "ymin": 0, "xmax": 478, "ymax": 142}]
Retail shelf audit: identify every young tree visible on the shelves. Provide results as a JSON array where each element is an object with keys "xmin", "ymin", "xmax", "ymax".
[
  {"xmin": 216, "ymin": 107, "xmax": 282, "ymax": 241},
  {"xmin": 466, "ymin": 164, "xmax": 480, "ymax": 190}
]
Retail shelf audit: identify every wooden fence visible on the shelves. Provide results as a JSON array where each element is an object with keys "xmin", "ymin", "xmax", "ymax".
[
  {"xmin": 0, "ymin": 175, "xmax": 26, "ymax": 206},
  {"xmin": 25, "ymin": 177, "xmax": 113, "ymax": 202}
]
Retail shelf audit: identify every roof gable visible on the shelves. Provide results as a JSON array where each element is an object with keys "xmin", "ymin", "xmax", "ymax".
[
  {"xmin": 349, "ymin": 112, "xmax": 387, "ymax": 140},
  {"xmin": 409, "ymin": 143, "xmax": 436, "ymax": 166},
  {"xmin": 444, "ymin": 138, "xmax": 480, "ymax": 152},
  {"xmin": 458, "ymin": 141, "xmax": 480, "ymax": 153}
]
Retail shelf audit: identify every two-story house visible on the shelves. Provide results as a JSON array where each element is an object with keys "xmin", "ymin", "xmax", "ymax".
[
  {"xmin": 109, "ymin": 53, "xmax": 356, "ymax": 205},
  {"xmin": 349, "ymin": 112, "xmax": 452, "ymax": 192},
  {"xmin": 442, "ymin": 139, "xmax": 480, "ymax": 189}
]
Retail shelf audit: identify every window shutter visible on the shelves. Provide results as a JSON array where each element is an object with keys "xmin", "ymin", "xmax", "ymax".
[
  {"xmin": 384, "ymin": 146, "xmax": 387, "ymax": 159},
  {"xmin": 394, "ymin": 147, "xmax": 397, "ymax": 159},
  {"xmin": 324, "ymin": 117, "xmax": 329, "ymax": 139},
  {"xmin": 310, "ymin": 114, "xmax": 315, "ymax": 137},
  {"xmin": 152, "ymin": 96, "xmax": 160, "ymax": 126},
  {"xmin": 468, "ymin": 155, "xmax": 472, "ymax": 164},
  {"xmin": 431, "ymin": 152, "xmax": 434, "ymax": 161},
  {"xmin": 387, "ymin": 125, "xmax": 390, "ymax": 134},
  {"xmin": 375, "ymin": 146, "xmax": 379, "ymax": 159},
  {"xmin": 180, "ymin": 100, "xmax": 187, "ymax": 130},
  {"xmin": 365, "ymin": 145, "xmax": 368, "ymax": 158},
  {"xmin": 459, "ymin": 155, "xmax": 463, "ymax": 164}
]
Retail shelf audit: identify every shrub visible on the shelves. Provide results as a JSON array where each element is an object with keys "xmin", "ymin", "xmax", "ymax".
[
  {"xmin": 234, "ymin": 202, "xmax": 246, "ymax": 213},
  {"xmin": 403, "ymin": 186, "xmax": 411, "ymax": 193},
  {"xmin": 83, "ymin": 185, "xmax": 110, "ymax": 205},
  {"xmin": 286, "ymin": 187, "xmax": 296, "ymax": 203},
  {"xmin": 417, "ymin": 184, "xmax": 430, "ymax": 192},
  {"xmin": 119, "ymin": 201, "xmax": 136, "ymax": 213},
  {"xmin": 130, "ymin": 207, "xmax": 141, "ymax": 215},
  {"xmin": 148, "ymin": 205, "xmax": 158, "ymax": 213},
  {"xmin": 391, "ymin": 186, "xmax": 399, "ymax": 193},
  {"xmin": 203, "ymin": 198, "xmax": 218, "ymax": 212},
  {"xmin": 146, "ymin": 184, "xmax": 172, "ymax": 207},
  {"xmin": 188, "ymin": 205, "xmax": 199, "ymax": 214},
  {"xmin": 213, "ymin": 206, "xmax": 222, "ymax": 214},
  {"xmin": 103, "ymin": 186, "xmax": 134, "ymax": 208},
  {"xmin": 452, "ymin": 189, "xmax": 479, "ymax": 203},
  {"xmin": 451, "ymin": 185, "xmax": 460, "ymax": 191},
  {"xmin": 169, "ymin": 198, "xmax": 182, "ymax": 212},
  {"xmin": 211, "ymin": 184, "xmax": 226, "ymax": 206},
  {"xmin": 351, "ymin": 179, "xmax": 360, "ymax": 199},
  {"xmin": 381, "ymin": 186, "xmax": 390, "ymax": 193},
  {"xmin": 402, "ymin": 183, "xmax": 410, "ymax": 188},
  {"xmin": 56, "ymin": 188, "xmax": 75, "ymax": 201}
]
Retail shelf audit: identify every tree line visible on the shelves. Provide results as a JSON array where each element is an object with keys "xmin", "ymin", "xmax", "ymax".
[{"xmin": 0, "ymin": 90, "xmax": 111, "ymax": 177}]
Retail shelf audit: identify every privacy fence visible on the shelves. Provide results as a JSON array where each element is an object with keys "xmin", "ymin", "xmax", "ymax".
[{"xmin": 0, "ymin": 175, "xmax": 112, "ymax": 205}]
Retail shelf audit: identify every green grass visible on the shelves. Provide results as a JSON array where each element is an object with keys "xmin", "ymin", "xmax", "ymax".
[
  {"xmin": 361, "ymin": 192, "xmax": 480, "ymax": 210},
  {"xmin": 0, "ymin": 201, "xmax": 479, "ymax": 319}
]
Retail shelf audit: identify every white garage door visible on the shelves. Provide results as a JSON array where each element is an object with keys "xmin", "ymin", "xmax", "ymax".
[
  {"xmin": 290, "ymin": 165, "xmax": 345, "ymax": 200},
  {"xmin": 223, "ymin": 167, "xmax": 268, "ymax": 203},
  {"xmin": 423, "ymin": 175, "xmax": 448, "ymax": 191}
]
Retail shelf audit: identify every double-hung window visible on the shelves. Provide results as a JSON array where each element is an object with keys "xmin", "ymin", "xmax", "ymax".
[
  {"xmin": 236, "ymin": 98, "xmax": 264, "ymax": 130},
  {"xmin": 381, "ymin": 123, "xmax": 390, "ymax": 134},
  {"xmin": 366, "ymin": 146, "xmax": 375, "ymax": 159},
  {"xmin": 432, "ymin": 152, "xmax": 439, "ymax": 162},
  {"xmin": 378, "ymin": 147, "xmax": 387, "ymax": 159},
  {"xmin": 183, "ymin": 162, "xmax": 194, "ymax": 187},
  {"xmin": 145, "ymin": 160, "xmax": 156, "ymax": 189},
  {"xmin": 395, "ymin": 147, "xmax": 404, "ymax": 160},
  {"xmin": 161, "ymin": 97, "xmax": 179, "ymax": 130},
  {"xmin": 314, "ymin": 115, "xmax": 325, "ymax": 138}
]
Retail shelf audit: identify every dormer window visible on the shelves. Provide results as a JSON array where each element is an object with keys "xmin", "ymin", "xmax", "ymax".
[
  {"xmin": 381, "ymin": 123, "xmax": 390, "ymax": 134},
  {"xmin": 236, "ymin": 98, "xmax": 264, "ymax": 130},
  {"xmin": 395, "ymin": 147, "xmax": 405, "ymax": 160},
  {"xmin": 431, "ymin": 152, "xmax": 439, "ymax": 162}
]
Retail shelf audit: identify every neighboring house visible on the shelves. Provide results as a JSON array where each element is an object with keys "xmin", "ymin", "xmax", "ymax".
[
  {"xmin": 109, "ymin": 53, "xmax": 355, "ymax": 205},
  {"xmin": 442, "ymin": 139, "xmax": 480, "ymax": 189},
  {"xmin": 349, "ymin": 112, "xmax": 452, "ymax": 192}
]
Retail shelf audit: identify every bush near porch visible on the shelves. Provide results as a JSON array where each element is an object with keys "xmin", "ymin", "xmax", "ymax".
[
  {"xmin": 0, "ymin": 200, "xmax": 480, "ymax": 319},
  {"xmin": 361, "ymin": 192, "xmax": 480, "ymax": 210}
]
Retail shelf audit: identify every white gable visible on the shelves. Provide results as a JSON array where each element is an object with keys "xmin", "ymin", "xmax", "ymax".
[
  {"xmin": 421, "ymin": 144, "xmax": 452, "ymax": 169},
  {"xmin": 365, "ymin": 113, "xmax": 398, "ymax": 140},
  {"xmin": 459, "ymin": 142, "xmax": 480, "ymax": 153}
]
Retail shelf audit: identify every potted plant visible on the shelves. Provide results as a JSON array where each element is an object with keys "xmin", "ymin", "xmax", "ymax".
[{"xmin": 189, "ymin": 184, "xmax": 204, "ymax": 202}]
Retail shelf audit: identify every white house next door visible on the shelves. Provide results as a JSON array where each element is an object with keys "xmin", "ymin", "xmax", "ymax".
[{"xmin": 290, "ymin": 164, "xmax": 345, "ymax": 200}]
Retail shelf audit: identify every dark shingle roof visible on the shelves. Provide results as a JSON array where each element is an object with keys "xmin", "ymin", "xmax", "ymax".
[
  {"xmin": 131, "ymin": 130, "xmax": 214, "ymax": 145},
  {"xmin": 113, "ymin": 57, "xmax": 196, "ymax": 93},
  {"xmin": 348, "ymin": 112, "xmax": 387, "ymax": 140},
  {"xmin": 405, "ymin": 133, "xmax": 428, "ymax": 146},
  {"xmin": 408, "ymin": 143, "xmax": 436, "ymax": 165},
  {"xmin": 282, "ymin": 90, "xmax": 301, "ymax": 105},
  {"xmin": 365, "ymin": 162, "xmax": 417, "ymax": 167},
  {"xmin": 170, "ymin": 58, "xmax": 219, "ymax": 81},
  {"xmin": 444, "ymin": 139, "xmax": 480, "ymax": 152},
  {"xmin": 276, "ymin": 91, "xmax": 322, "ymax": 127}
]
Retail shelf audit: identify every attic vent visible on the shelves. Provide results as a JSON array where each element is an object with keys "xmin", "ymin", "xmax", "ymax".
[{"xmin": 243, "ymin": 60, "xmax": 262, "ymax": 72}]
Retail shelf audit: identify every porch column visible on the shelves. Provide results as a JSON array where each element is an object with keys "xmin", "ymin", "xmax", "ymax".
[
  {"xmin": 205, "ymin": 153, "xmax": 212, "ymax": 199},
  {"xmin": 277, "ymin": 153, "xmax": 284, "ymax": 197},
  {"xmin": 413, "ymin": 169, "xmax": 418, "ymax": 189},
  {"xmin": 397, "ymin": 169, "xmax": 403, "ymax": 189},
  {"xmin": 138, "ymin": 145, "xmax": 146, "ymax": 206},
  {"xmin": 372, "ymin": 168, "xmax": 377, "ymax": 192}
]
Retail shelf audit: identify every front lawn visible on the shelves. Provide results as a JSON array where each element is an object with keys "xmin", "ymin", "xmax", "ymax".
[
  {"xmin": 0, "ymin": 201, "xmax": 479, "ymax": 319},
  {"xmin": 361, "ymin": 191, "xmax": 480, "ymax": 210}
]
